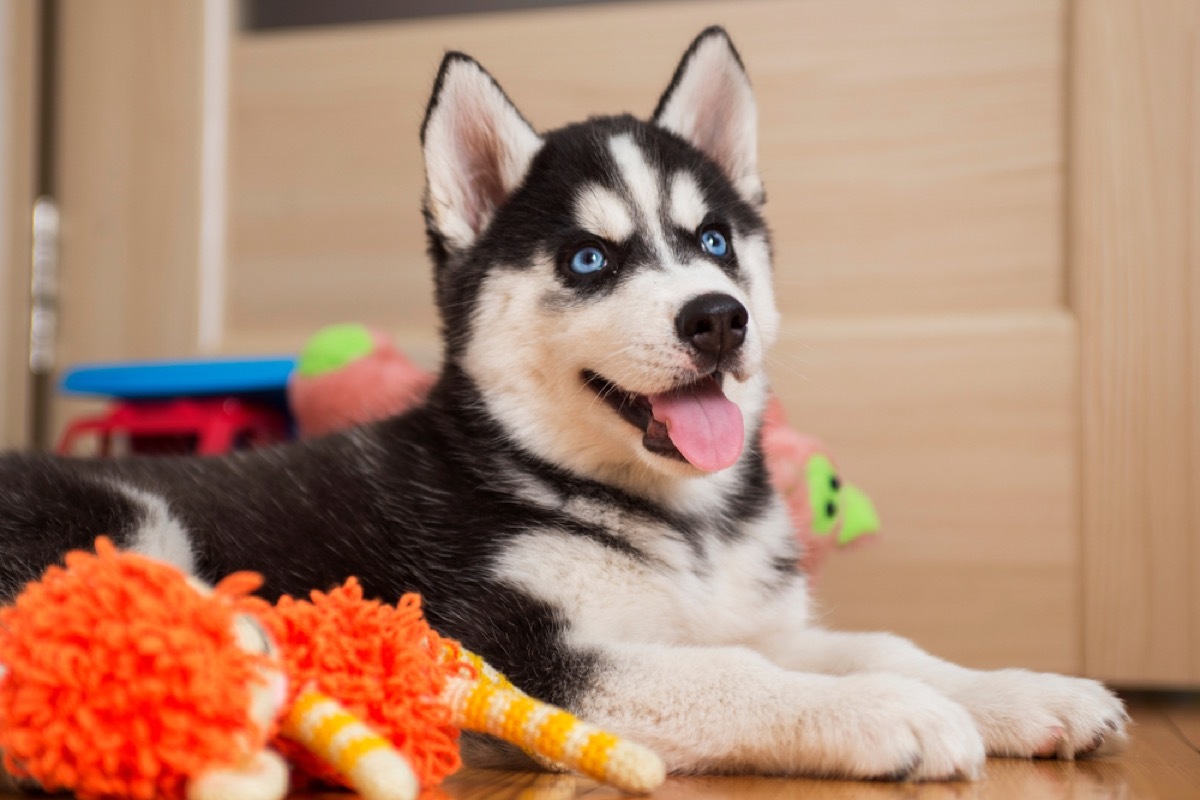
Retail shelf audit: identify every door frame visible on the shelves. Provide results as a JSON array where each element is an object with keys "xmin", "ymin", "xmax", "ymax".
[{"xmin": 0, "ymin": 0, "xmax": 38, "ymax": 449}]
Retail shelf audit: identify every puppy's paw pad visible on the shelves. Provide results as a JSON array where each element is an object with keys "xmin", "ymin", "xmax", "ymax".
[{"xmin": 1032, "ymin": 727, "xmax": 1065, "ymax": 758}]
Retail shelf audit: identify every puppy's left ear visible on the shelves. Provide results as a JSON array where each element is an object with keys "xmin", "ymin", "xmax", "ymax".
[
  {"xmin": 653, "ymin": 27, "xmax": 762, "ymax": 205},
  {"xmin": 421, "ymin": 53, "xmax": 543, "ymax": 252}
]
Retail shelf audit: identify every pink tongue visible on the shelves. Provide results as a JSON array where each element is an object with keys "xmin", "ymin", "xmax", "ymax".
[{"xmin": 648, "ymin": 379, "xmax": 745, "ymax": 472}]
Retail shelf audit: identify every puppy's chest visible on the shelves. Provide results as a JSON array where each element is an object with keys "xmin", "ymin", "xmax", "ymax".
[{"xmin": 493, "ymin": 499, "xmax": 805, "ymax": 647}]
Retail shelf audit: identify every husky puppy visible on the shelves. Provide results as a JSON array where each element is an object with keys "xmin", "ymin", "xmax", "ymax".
[{"xmin": 0, "ymin": 28, "xmax": 1125, "ymax": 780}]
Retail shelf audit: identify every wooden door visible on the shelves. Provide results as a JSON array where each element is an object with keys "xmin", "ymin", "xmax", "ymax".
[
  {"xmin": 1073, "ymin": 0, "xmax": 1200, "ymax": 686},
  {"xmin": 44, "ymin": 1, "xmax": 208, "ymax": 441}
]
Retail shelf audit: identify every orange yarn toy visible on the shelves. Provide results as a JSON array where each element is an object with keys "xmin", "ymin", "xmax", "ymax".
[
  {"xmin": 244, "ymin": 581, "xmax": 464, "ymax": 789},
  {"xmin": 0, "ymin": 540, "xmax": 666, "ymax": 800},
  {"xmin": 0, "ymin": 540, "xmax": 287, "ymax": 800}
]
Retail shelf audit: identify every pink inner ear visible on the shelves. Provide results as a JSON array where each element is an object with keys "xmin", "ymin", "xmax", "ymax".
[
  {"xmin": 654, "ymin": 37, "xmax": 758, "ymax": 200},
  {"xmin": 689, "ymin": 79, "xmax": 740, "ymax": 177},
  {"xmin": 424, "ymin": 59, "xmax": 542, "ymax": 246},
  {"xmin": 456, "ymin": 115, "xmax": 505, "ymax": 235}
]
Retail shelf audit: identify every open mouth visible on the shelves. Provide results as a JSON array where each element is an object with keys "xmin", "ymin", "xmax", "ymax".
[{"xmin": 582, "ymin": 370, "xmax": 745, "ymax": 472}]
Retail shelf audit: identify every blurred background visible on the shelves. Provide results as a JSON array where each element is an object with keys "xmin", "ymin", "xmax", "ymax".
[{"xmin": 0, "ymin": 1, "xmax": 1196, "ymax": 689}]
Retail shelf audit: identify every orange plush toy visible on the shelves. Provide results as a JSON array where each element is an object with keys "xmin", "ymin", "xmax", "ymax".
[
  {"xmin": 244, "ymin": 582, "xmax": 462, "ymax": 792},
  {"xmin": 0, "ymin": 540, "xmax": 297, "ymax": 800},
  {"xmin": 0, "ymin": 540, "xmax": 664, "ymax": 800}
]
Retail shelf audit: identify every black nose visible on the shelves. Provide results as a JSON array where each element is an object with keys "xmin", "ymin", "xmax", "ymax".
[{"xmin": 676, "ymin": 293, "xmax": 748, "ymax": 361}]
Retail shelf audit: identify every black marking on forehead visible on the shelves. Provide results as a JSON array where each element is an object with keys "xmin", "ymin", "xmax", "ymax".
[{"xmin": 433, "ymin": 114, "xmax": 769, "ymax": 359}]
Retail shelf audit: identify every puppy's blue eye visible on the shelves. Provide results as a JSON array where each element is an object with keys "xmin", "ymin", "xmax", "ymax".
[
  {"xmin": 570, "ymin": 246, "xmax": 608, "ymax": 275},
  {"xmin": 700, "ymin": 229, "xmax": 729, "ymax": 257}
]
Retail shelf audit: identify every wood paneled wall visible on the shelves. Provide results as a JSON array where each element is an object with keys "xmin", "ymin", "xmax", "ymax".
[
  {"xmin": 227, "ymin": 0, "xmax": 1066, "ymax": 350},
  {"xmin": 54, "ymin": 2, "xmax": 206, "ymax": 364},
  {"xmin": 802, "ymin": 314, "xmax": 1077, "ymax": 671},
  {"xmin": 1072, "ymin": 0, "xmax": 1200, "ymax": 686}
]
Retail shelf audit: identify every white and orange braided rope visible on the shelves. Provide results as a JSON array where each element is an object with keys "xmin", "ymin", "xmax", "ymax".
[
  {"xmin": 441, "ymin": 650, "xmax": 666, "ymax": 794},
  {"xmin": 278, "ymin": 652, "xmax": 665, "ymax": 798},
  {"xmin": 280, "ymin": 685, "xmax": 419, "ymax": 800}
]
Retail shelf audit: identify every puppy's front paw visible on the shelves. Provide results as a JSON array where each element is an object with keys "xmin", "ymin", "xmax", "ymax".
[
  {"xmin": 954, "ymin": 670, "xmax": 1128, "ymax": 759},
  {"xmin": 815, "ymin": 675, "xmax": 986, "ymax": 781}
]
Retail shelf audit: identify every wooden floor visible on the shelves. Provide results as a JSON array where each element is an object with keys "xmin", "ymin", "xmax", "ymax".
[
  {"xmin": 3, "ymin": 694, "xmax": 1196, "ymax": 799},
  {"xmin": 425, "ymin": 693, "xmax": 1200, "ymax": 800}
]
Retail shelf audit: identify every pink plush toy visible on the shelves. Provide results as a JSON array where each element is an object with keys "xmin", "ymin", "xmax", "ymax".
[
  {"xmin": 288, "ymin": 325, "xmax": 435, "ymax": 438},
  {"xmin": 288, "ymin": 325, "xmax": 879, "ymax": 577},
  {"xmin": 761, "ymin": 397, "xmax": 880, "ymax": 577}
]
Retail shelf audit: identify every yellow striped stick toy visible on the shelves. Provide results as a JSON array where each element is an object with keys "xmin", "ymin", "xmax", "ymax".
[
  {"xmin": 280, "ymin": 685, "xmax": 420, "ymax": 800},
  {"xmin": 281, "ymin": 652, "xmax": 665, "ymax": 798},
  {"xmin": 441, "ymin": 649, "xmax": 666, "ymax": 795}
]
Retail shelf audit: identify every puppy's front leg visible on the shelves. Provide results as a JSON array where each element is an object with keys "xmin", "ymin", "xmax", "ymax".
[
  {"xmin": 755, "ymin": 628, "xmax": 1128, "ymax": 760},
  {"xmin": 574, "ymin": 641, "xmax": 984, "ymax": 780}
]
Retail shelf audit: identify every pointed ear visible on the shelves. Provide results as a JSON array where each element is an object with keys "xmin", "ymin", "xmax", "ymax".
[
  {"xmin": 421, "ymin": 53, "xmax": 543, "ymax": 251},
  {"xmin": 653, "ymin": 27, "xmax": 762, "ymax": 205}
]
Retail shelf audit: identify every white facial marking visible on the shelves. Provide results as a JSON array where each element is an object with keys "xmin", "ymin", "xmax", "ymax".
[
  {"xmin": 669, "ymin": 172, "xmax": 708, "ymax": 232},
  {"xmin": 735, "ymin": 232, "xmax": 779, "ymax": 350},
  {"xmin": 608, "ymin": 134, "xmax": 671, "ymax": 260},
  {"xmin": 608, "ymin": 134, "xmax": 659, "ymax": 221},
  {"xmin": 573, "ymin": 184, "xmax": 635, "ymax": 242}
]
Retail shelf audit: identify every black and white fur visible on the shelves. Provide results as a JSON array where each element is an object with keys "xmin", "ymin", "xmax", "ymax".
[{"xmin": 0, "ymin": 28, "xmax": 1126, "ymax": 780}]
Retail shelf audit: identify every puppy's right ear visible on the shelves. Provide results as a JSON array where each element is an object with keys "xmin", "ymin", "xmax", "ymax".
[{"xmin": 421, "ymin": 53, "xmax": 542, "ymax": 252}]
